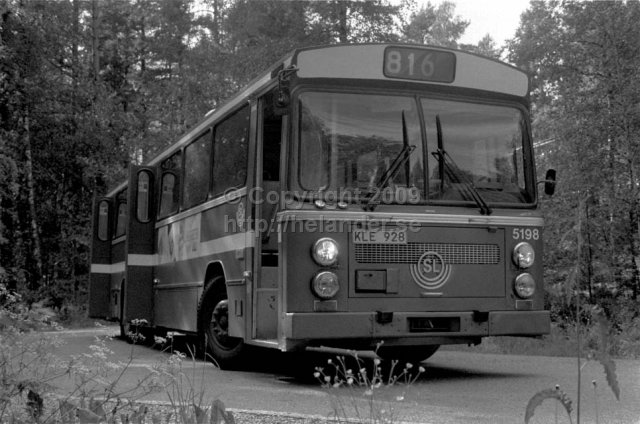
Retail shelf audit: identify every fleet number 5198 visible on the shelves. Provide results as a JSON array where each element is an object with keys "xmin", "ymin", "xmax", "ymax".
[{"xmin": 512, "ymin": 228, "xmax": 539, "ymax": 240}]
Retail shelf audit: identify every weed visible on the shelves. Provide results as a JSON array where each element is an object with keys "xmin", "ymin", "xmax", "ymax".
[
  {"xmin": 314, "ymin": 343, "xmax": 424, "ymax": 423},
  {"xmin": 0, "ymin": 282, "xmax": 235, "ymax": 423},
  {"xmin": 525, "ymin": 386, "xmax": 574, "ymax": 424},
  {"xmin": 157, "ymin": 339, "xmax": 234, "ymax": 424},
  {"xmin": 525, "ymin": 301, "xmax": 621, "ymax": 423},
  {"xmin": 0, "ymin": 283, "xmax": 68, "ymax": 423}
]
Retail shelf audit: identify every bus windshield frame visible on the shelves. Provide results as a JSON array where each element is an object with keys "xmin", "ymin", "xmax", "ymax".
[{"xmin": 293, "ymin": 88, "xmax": 536, "ymax": 209}]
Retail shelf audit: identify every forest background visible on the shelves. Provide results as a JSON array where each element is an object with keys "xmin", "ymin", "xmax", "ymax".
[{"xmin": 0, "ymin": 0, "xmax": 639, "ymax": 357}]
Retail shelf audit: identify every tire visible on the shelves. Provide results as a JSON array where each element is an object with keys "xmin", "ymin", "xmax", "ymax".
[
  {"xmin": 199, "ymin": 276, "xmax": 245, "ymax": 368},
  {"xmin": 377, "ymin": 345, "xmax": 440, "ymax": 364}
]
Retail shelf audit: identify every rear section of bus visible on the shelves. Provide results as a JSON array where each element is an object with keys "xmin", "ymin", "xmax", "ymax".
[{"xmin": 89, "ymin": 186, "xmax": 128, "ymax": 324}]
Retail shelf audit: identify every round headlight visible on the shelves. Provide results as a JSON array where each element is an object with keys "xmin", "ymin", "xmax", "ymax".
[
  {"xmin": 312, "ymin": 238, "xmax": 339, "ymax": 266},
  {"xmin": 312, "ymin": 271, "xmax": 340, "ymax": 299},
  {"xmin": 514, "ymin": 273, "xmax": 536, "ymax": 299},
  {"xmin": 512, "ymin": 242, "xmax": 535, "ymax": 268}
]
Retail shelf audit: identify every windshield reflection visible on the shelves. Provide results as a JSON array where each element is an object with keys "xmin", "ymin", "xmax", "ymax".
[
  {"xmin": 423, "ymin": 99, "xmax": 530, "ymax": 204},
  {"xmin": 297, "ymin": 91, "xmax": 532, "ymax": 206}
]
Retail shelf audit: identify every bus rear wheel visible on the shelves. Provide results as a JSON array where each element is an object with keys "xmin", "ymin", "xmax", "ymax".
[
  {"xmin": 199, "ymin": 277, "xmax": 244, "ymax": 368},
  {"xmin": 377, "ymin": 345, "xmax": 440, "ymax": 365}
]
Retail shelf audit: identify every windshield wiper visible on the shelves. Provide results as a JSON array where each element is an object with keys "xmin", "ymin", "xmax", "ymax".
[
  {"xmin": 363, "ymin": 112, "xmax": 416, "ymax": 211},
  {"xmin": 433, "ymin": 115, "xmax": 492, "ymax": 215}
]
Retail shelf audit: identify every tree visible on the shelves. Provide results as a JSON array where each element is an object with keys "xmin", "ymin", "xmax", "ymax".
[
  {"xmin": 1, "ymin": 0, "xmax": 558, "ymax": 318},
  {"xmin": 306, "ymin": 0, "xmax": 403, "ymax": 44},
  {"xmin": 461, "ymin": 34, "xmax": 501, "ymax": 58},
  {"xmin": 508, "ymin": 2, "xmax": 640, "ymax": 314},
  {"xmin": 402, "ymin": 1, "xmax": 468, "ymax": 47}
]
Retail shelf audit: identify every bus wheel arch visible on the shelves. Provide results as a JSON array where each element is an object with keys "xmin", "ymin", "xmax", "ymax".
[{"xmin": 197, "ymin": 266, "xmax": 245, "ymax": 368}]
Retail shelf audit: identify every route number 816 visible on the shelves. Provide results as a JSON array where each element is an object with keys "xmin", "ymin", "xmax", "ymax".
[
  {"xmin": 512, "ymin": 228, "xmax": 540, "ymax": 241},
  {"xmin": 383, "ymin": 47, "xmax": 455, "ymax": 83},
  {"xmin": 386, "ymin": 50, "xmax": 435, "ymax": 78}
]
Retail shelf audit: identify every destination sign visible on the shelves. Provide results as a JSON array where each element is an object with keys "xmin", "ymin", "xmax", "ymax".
[{"xmin": 383, "ymin": 47, "xmax": 456, "ymax": 83}]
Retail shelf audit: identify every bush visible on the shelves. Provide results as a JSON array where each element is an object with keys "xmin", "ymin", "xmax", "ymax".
[
  {"xmin": 0, "ymin": 286, "xmax": 236, "ymax": 423},
  {"xmin": 0, "ymin": 282, "xmax": 67, "ymax": 422}
]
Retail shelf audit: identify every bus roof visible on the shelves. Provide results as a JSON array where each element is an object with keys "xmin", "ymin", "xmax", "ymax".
[
  {"xmin": 106, "ymin": 44, "xmax": 529, "ymax": 197},
  {"xmin": 292, "ymin": 44, "xmax": 529, "ymax": 97}
]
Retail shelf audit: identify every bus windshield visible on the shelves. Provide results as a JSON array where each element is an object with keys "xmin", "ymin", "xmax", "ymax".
[{"xmin": 298, "ymin": 91, "xmax": 533, "ymax": 206}]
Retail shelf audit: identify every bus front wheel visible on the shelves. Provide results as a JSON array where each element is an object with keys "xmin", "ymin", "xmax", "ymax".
[
  {"xmin": 377, "ymin": 345, "xmax": 440, "ymax": 364},
  {"xmin": 199, "ymin": 277, "xmax": 244, "ymax": 368}
]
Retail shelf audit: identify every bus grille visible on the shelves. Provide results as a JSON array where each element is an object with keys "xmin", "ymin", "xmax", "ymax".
[{"xmin": 355, "ymin": 243, "xmax": 500, "ymax": 264}]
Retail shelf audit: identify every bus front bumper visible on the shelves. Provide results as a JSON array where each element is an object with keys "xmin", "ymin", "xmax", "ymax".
[{"xmin": 283, "ymin": 310, "xmax": 550, "ymax": 342}]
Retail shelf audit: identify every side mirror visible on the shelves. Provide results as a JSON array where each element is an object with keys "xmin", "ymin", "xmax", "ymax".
[
  {"xmin": 273, "ymin": 65, "xmax": 298, "ymax": 116},
  {"xmin": 543, "ymin": 169, "xmax": 556, "ymax": 196},
  {"xmin": 273, "ymin": 86, "xmax": 290, "ymax": 115}
]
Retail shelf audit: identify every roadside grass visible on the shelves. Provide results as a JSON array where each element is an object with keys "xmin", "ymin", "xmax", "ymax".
[
  {"xmin": 2, "ymin": 281, "xmax": 636, "ymax": 424},
  {"xmin": 441, "ymin": 326, "xmax": 580, "ymax": 357},
  {"xmin": 313, "ymin": 346, "xmax": 425, "ymax": 424},
  {"xmin": 0, "ymin": 321, "xmax": 238, "ymax": 423},
  {"xmin": 443, "ymin": 322, "xmax": 640, "ymax": 359},
  {"xmin": 0, "ymin": 283, "xmax": 236, "ymax": 424}
]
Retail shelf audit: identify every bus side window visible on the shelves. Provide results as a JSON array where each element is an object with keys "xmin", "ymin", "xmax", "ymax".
[
  {"xmin": 212, "ymin": 106, "xmax": 249, "ymax": 196},
  {"xmin": 159, "ymin": 174, "xmax": 176, "ymax": 217},
  {"xmin": 262, "ymin": 90, "xmax": 282, "ymax": 182},
  {"xmin": 158, "ymin": 152, "xmax": 181, "ymax": 218},
  {"xmin": 97, "ymin": 200, "xmax": 110, "ymax": 241},
  {"xmin": 183, "ymin": 131, "xmax": 212, "ymax": 208},
  {"xmin": 136, "ymin": 171, "xmax": 152, "ymax": 223},
  {"xmin": 115, "ymin": 201, "xmax": 127, "ymax": 237}
]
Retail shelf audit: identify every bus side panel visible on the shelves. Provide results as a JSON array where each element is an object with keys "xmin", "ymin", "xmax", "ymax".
[
  {"xmin": 201, "ymin": 201, "xmax": 249, "ymax": 339},
  {"xmin": 153, "ymin": 251, "xmax": 240, "ymax": 333},
  {"xmin": 123, "ymin": 265, "xmax": 154, "ymax": 325},
  {"xmin": 89, "ymin": 199, "xmax": 112, "ymax": 319},
  {"xmin": 153, "ymin": 199, "xmax": 249, "ymax": 334},
  {"xmin": 122, "ymin": 167, "xmax": 157, "ymax": 326},
  {"xmin": 88, "ymin": 273, "xmax": 111, "ymax": 319},
  {"xmin": 155, "ymin": 217, "xmax": 203, "ymax": 332},
  {"xmin": 109, "ymin": 240, "xmax": 126, "ymax": 319},
  {"xmin": 154, "ymin": 286, "xmax": 200, "ymax": 331},
  {"xmin": 110, "ymin": 271, "xmax": 125, "ymax": 320}
]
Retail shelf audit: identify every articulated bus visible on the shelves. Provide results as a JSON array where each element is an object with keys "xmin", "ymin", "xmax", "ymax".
[{"xmin": 89, "ymin": 43, "xmax": 556, "ymax": 367}]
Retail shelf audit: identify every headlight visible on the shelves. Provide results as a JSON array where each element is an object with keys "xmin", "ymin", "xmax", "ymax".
[
  {"xmin": 312, "ymin": 271, "xmax": 340, "ymax": 299},
  {"xmin": 512, "ymin": 242, "xmax": 535, "ymax": 268},
  {"xmin": 514, "ymin": 273, "xmax": 536, "ymax": 299},
  {"xmin": 312, "ymin": 238, "xmax": 339, "ymax": 266}
]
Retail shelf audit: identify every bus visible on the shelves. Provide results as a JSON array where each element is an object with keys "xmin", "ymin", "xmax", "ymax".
[{"xmin": 89, "ymin": 43, "xmax": 556, "ymax": 367}]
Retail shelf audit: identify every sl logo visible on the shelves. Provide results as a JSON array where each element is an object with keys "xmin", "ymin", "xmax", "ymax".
[{"xmin": 410, "ymin": 251, "xmax": 451, "ymax": 290}]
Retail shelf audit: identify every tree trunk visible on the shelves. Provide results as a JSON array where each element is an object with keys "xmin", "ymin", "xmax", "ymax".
[
  {"xmin": 23, "ymin": 114, "xmax": 43, "ymax": 290},
  {"xmin": 577, "ymin": 194, "xmax": 593, "ymax": 302},
  {"xmin": 212, "ymin": 0, "xmax": 221, "ymax": 47},
  {"xmin": 138, "ymin": 0, "xmax": 146, "ymax": 75},
  {"xmin": 336, "ymin": 1, "xmax": 349, "ymax": 43},
  {"xmin": 622, "ymin": 111, "xmax": 639, "ymax": 301},
  {"xmin": 629, "ymin": 164, "xmax": 639, "ymax": 300},
  {"xmin": 92, "ymin": 0, "xmax": 100, "ymax": 82},
  {"xmin": 72, "ymin": 0, "xmax": 79, "ymax": 88}
]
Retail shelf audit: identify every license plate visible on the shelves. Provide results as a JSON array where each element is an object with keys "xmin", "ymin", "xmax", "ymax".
[{"xmin": 352, "ymin": 228, "xmax": 407, "ymax": 244}]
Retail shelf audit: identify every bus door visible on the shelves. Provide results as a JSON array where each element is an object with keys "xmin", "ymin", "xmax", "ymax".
[
  {"xmin": 89, "ymin": 197, "xmax": 113, "ymax": 319},
  {"xmin": 253, "ymin": 92, "xmax": 283, "ymax": 341},
  {"xmin": 121, "ymin": 166, "xmax": 157, "ymax": 331}
]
